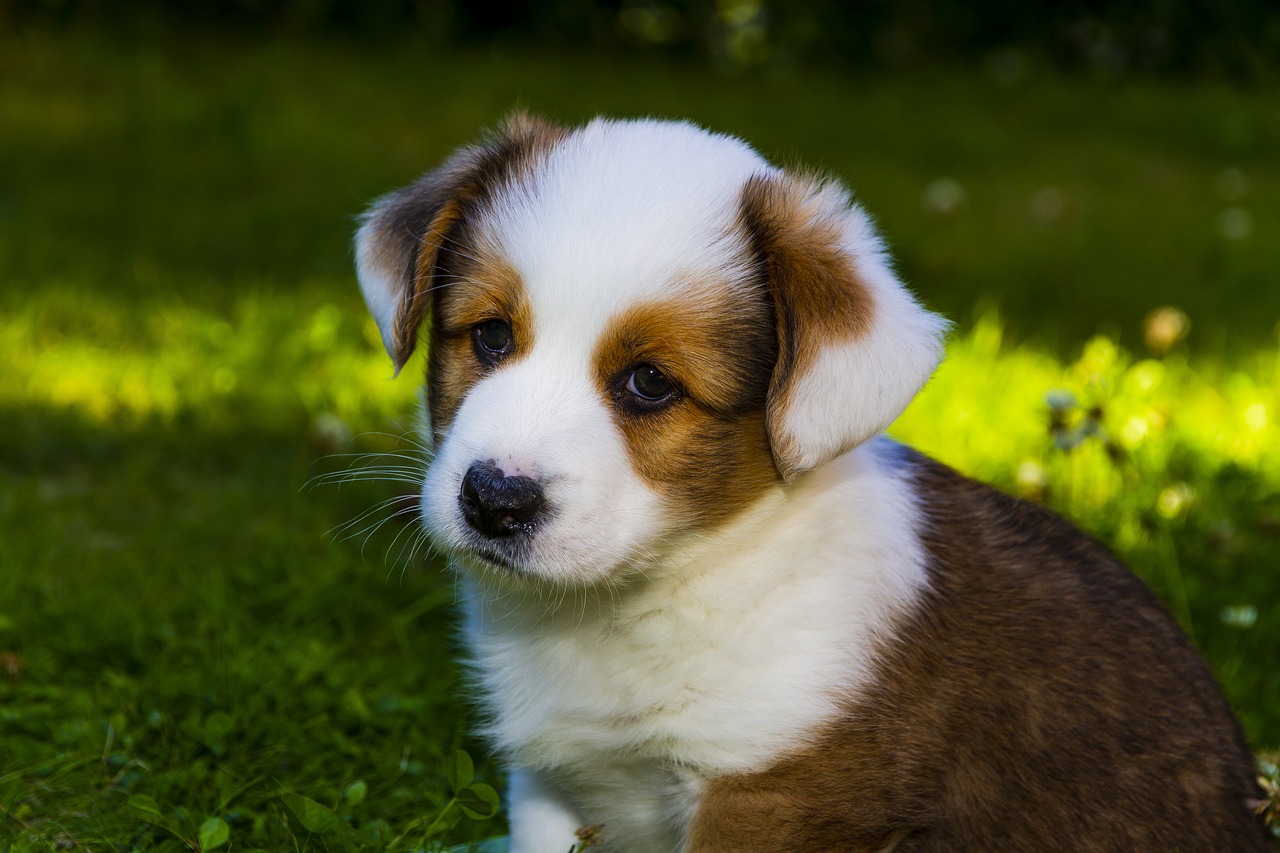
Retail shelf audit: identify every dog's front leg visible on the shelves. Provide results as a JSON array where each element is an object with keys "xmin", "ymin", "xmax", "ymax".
[{"xmin": 507, "ymin": 767, "xmax": 587, "ymax": 853}]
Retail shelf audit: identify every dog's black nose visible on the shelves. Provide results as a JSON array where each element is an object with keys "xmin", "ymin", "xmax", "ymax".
[{"xmin": 459, "ymin": 461, "xmax": 546, "ymax": 538}]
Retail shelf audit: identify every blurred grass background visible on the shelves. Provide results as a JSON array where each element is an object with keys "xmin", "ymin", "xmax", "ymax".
[{"xmin": 2, "ymin": 1, "xmax": 1279, "ymax": 849}]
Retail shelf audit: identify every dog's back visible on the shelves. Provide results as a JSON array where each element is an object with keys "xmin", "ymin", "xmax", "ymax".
[{"xmin": 692, "ymin": 451, "xmax": 1270, "ymax": 851}]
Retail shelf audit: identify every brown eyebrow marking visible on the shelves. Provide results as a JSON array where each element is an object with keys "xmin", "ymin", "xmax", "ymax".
[
  {"xmin": 428, "ymin": 253, "xmax": 534, "ymax": 440},
  {"xmin": 592, "ymin": 289, "xmax": 781, "ymax": 527}
]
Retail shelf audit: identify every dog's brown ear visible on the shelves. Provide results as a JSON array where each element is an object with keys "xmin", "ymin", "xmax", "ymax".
[
  {"xmin": 355, "ymin": 112, "xmax": 566, "ymax": 372},
  {"xmin": 741, "ymin": 172, "xmax": 949, "ymax": 481}
]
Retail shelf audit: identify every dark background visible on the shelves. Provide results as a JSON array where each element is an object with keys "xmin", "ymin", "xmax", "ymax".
[{"xmin": 7, "ymin": 0, "xmax": 1280, "ymax": 80}]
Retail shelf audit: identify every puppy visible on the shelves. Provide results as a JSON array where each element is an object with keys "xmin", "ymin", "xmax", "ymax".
[{"xmin": 354, "ymin": 114, "xmax": 1270, "ymax": 852}]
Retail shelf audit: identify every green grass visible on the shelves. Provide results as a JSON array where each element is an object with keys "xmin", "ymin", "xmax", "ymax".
[{"xmin": 1, "ymin": 28, "xmax": 1277, "ymax": 850}]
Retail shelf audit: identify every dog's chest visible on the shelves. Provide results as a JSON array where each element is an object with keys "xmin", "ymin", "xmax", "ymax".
[
  {"xmin": 459, "ymin": 446, "xmax": 928, "ymax": 846},
  {"xmin": 465, "ymin": 572, "xmax": 846, "ymax": 849},
  {"xmin": 465, "ymin": 561, "xmax": 894, "ymax": 815},
  {"xmin": 472, "ymin": 590, "xmax": 814, "ymax": 768}
]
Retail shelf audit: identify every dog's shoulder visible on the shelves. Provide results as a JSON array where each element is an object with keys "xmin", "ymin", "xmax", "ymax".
[
  {"xmin": 905, "ymin": 448, "xmax": 1152, "ymax": 603},
  {"xmin": 691, "ymin": 448, "xmax": 1270, "ymax": 852}
]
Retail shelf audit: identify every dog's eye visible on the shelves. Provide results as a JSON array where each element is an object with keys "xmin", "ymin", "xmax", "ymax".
[
  {"xmin": 473, "ymin": 320, "xmax": 513, "ymax": 362},
  {"xmin": 626, "ymin": 364, "xmax": 674, "ymax": 401}
]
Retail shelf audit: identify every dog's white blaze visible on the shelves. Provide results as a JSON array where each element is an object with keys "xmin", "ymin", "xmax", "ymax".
[{"xmin": 481, "ymin": 118, "xmax": 768, "ymax": 320}]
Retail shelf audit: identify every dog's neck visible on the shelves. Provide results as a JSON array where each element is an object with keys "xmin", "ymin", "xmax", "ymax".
[{"xmin": 457, "ymin": 438, "xmax": 925, "ymax": 631}]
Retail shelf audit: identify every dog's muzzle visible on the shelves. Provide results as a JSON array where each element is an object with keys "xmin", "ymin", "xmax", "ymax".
[{"xmin": 459, "ymin": 461, "xmax": 546, "ymax": 539}]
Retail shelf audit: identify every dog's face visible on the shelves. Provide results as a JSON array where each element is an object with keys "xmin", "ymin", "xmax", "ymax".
[{"xmin": 356, "ymin": 115, "xmax": 946, "ymax": 584}]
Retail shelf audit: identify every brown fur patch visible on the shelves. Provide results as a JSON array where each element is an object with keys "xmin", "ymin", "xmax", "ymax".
[
  {"xmin": 361, "ymin": 111, "xmax": 568, "ymax": 371},
  {"xmin": 737, "ymin": 173, "xmax": 876, "ymax": 473},
  {"xmin": 394, "ymin": 197, "xmax": 468, "ymax": 366},
  {"xmin": 427, "ymin": 254, "xmax": 534, "ymax": 438},
  {"xmin": 690, "ymin": 451, "xmax": 1271, "ymax": 851},
  {"xmin": 591, "ymin": 286, "xmax": 779, "ymax": 526}
]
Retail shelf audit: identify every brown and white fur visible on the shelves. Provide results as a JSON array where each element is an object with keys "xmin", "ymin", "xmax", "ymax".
[{"xmin": 354, "ymin": 114, "xmax": 1270, "ymax": 852}]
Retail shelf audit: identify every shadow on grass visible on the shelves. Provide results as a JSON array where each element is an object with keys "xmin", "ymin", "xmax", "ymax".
[{"xmin": 0, "ymin": 403, "xmax": 507, "ymax": 849}]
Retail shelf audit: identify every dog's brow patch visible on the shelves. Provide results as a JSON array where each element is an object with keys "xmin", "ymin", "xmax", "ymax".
[
  {"xmin": 592, "ymin": 290, "xmax": 779, "ymax": 526},
  {"xmin": 429, "ymin": 253, "xmax": 534, "ymax": 436},
  {"xmin": 437, "ymin": 256, "xmax": 532, "ymax": 335}
]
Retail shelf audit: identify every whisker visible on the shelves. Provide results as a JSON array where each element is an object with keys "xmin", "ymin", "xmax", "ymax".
[
  {"xmin": 327, "ymin": 494, "xmax": 418, "ymax": 540},
  {"xmin": 383, "ymin": 507, "xmax": 428, "ymax": 566},
  {"xmin": 310, "ymin": 467, "xmax": 423, "ymax": 486},
  {"xmin": 355, "ymin": 503, "xmax": 420, "ymax": 561}
]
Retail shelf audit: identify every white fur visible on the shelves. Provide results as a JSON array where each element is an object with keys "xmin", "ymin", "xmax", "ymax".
[
  {"xmin": 354, "ymin": 205, "xmax": 406, "ymax": 360},
  {"xmin": 505, "ymin": 769, "xmax": 586, "ymax": 849},
  {"xmin": 356, "ymin": 117, "xmax": 947, "ymax": 852},
  {"xmin": 464, "ymin": 440, "xmax": 927, "ymax": 852},
  {"xmin": 479, "ymin": 119, "xmax": 766, "ymax": 336}
]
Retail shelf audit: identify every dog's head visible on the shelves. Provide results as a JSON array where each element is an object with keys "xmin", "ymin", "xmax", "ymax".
[{"xmin": 356, "ymin": 114, "xmax": 946, "ymax": 584}]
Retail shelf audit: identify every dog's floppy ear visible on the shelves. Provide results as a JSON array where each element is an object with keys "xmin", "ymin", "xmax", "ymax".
[
  {"xmin": 355, "ymin": 113, "xmax": 566, "ymax": 372},
  {"xmin": 741, "ymin": 172, "xmax": 949, "ymax": 481}
]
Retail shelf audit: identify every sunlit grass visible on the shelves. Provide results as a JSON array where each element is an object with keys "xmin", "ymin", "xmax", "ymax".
[
  {"xmin": 901, "ymin": 313, "xmax": 1280, "ymax": 504},
  {"xmin": 0, "ymin": 286, "xmax": 417, "ymax": 429}
]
